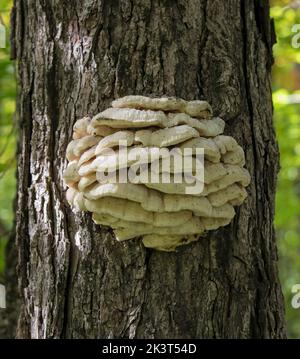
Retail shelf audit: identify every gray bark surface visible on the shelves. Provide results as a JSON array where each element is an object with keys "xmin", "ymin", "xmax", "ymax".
[{"xmin": 12, "ymin": 0, "xmax": 286, "ymax": 338}]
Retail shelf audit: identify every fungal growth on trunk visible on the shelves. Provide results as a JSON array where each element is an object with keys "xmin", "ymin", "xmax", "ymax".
[{"xmin": 63, "ymin": 96, "xmax": 250, "ymax": 251}]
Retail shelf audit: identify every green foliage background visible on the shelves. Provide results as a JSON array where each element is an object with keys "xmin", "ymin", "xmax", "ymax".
[
  {"xmin": 272, "ymin": 0, "xmax": 300, "ymax": 339},
  {"xmin": 0, "ymin": 0, "xmax": 299, "ymax": 337},
  {"xmin": 0, "ymin": 0, "xmax": 15, "ymax": 277}
]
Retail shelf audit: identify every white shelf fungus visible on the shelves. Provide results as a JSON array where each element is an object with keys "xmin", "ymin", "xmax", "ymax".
[{"xmin": 63, "ymin": 96, "xmax": 250, "ymax": 251}]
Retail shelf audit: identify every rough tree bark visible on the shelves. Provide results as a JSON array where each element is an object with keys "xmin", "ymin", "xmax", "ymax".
[{"xmin": 12, "ymin": 0, "xmax": 286, "ymax": 338}]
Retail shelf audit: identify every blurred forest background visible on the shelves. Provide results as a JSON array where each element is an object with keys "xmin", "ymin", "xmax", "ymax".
[{"xmin": 0, "ymin": 0, "xmax": 299, "ymax": 338}]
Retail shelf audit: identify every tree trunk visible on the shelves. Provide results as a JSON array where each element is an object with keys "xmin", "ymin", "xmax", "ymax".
[
  {"xmin": 12, "ymin": 0, "xmax": 286, "ymax": 339},
  {"xmin": 0, "ymin": 229, "xmax": 19, "ymax": 338}
]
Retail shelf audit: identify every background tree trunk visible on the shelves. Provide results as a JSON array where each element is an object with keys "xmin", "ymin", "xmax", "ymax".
[
  {"xmin": 12, "ymin": 0, "xmax": 286, "ymax": 339},
  {"xmin": 0, "ymin": 228, "xmax": 19, "ymax": 338}
]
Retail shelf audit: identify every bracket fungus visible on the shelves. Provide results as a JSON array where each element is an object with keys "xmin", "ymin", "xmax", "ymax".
[{"xmin": 63, "ymin": 95, "xmax": 250, "ymax": 251}]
